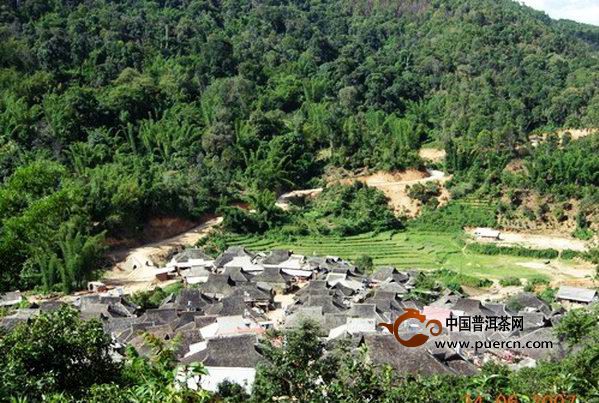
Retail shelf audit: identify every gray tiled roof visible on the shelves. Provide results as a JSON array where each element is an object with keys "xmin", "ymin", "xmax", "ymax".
[
  {"xmin": 556, "ymin": 286, "xmax": 597, "ymax": 303},
  {"xmin": 213, "ymin": 246, "xmax": 254, "ymax": 268},
  {"xmin": 202, "ymin": 334, "xmax": 264, "ymax": 367},
  {"xmin": 361, "ymin": 334, "xmax": 454, "ymax": 375}
]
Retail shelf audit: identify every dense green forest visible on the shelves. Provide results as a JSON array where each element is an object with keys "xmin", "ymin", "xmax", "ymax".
[{"xmin": 0, "ymin": 0, "xmax": 598, "ymax": 292}]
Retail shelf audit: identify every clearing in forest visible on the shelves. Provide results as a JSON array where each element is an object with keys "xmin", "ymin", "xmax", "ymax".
[
  {"xmin": 342, "ymin": 169, "xmax": 450, "ymax": 217},
  {"xmin": 225, "ymin": 229, "xmax": 594, "ymax": 285},
  {"xmin": 277, "ymin": 168, "xmax": 451, "ymax": 216}
]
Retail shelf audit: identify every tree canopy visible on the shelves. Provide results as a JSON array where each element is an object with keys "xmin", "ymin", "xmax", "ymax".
[{"xmin": 0, "ymin": 0, "xmax": 598, "ymax": 292}]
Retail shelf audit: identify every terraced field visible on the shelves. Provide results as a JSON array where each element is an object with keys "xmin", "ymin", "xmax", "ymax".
[
  {"xmin": 228, "ymin": 231, "xmax": 453, "ymax": 269},
  {"xmin": 222, "ymin": 198, "xmax": 593, "ymax": 283},
  {"xmin": 223, "ymin": 229, "xmax": 582, "ymax": 281}
]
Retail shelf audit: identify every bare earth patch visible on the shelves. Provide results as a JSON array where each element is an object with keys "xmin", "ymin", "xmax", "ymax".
[
  {"xmin": 467, "ymin": 283, "xmax": 524, "ymax": 303},
  {"xmin": 277, "ymin": 168, "xmax": 450, "ymax": 217},
  {"xmin": 275, "ymin": 188, "xmax": 323, "ymax": 210},
  {"xmin": 418, "ymin": 147, "xmax": 446, "ymax": 163},
  {"xmin": 266, "ymin": 293, "xmax": 297, "ymax": 325},
  {"xmin": 102, "ymin": 216, "xmax": 222, "ymax": 294},
  {"xmin": 467, "ymin": 229, "xmax": 589, "ymax": 252},
  {"xmin": 515, "ymin": 260, "xmax": 596, "ymax": 288},
  {"xmin": 546, "ymin": 128, "xmax": 597, "ymax": 140},
  {"xmin": 351, "ymin": 169, "xmax": 429, "ymax": 184},
  {"xmin": 531, "ymin": 128, "xmax": 598, "ymax": 146},
  {"xmin": 346, "ymin": 169, "xmax": 450, "ymax": 217}
]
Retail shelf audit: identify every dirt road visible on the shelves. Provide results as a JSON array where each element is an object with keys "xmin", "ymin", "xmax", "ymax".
[
  {"xmin": 276, "ymin": 188, "xmax": 323, "ymax": 210},
  {"xmin": 102, "ymin": 217, "xmax": 222, "ymax": 294},
  {"xmin": 276, "ymin": 168, "xmax": 450, "ymax": 216}
]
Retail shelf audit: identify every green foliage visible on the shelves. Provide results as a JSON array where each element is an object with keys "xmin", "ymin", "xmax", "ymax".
[
  {"xmin": 0, "ymin": 305, "xmax": 210, "ymax": 402},
  {"xmin": 0, "ymin": 306, "xmax": 120, "ymax": 400},
  {"xmin": 251, "ymin": 321, "xmax": 400, "ymax": 402},
  {"xmin": 560, "ymin": 250, "xmax": 584, "ymax": 260},
  {"xmin": 221, "ymin": 189, "xmax": 288, "ymax": 234},
  {"xmin": 411, "ymin": 200, "xmax": 498, "ymax": 232},
  {"xmin": 506, "ymin": 297, "xmax": 525, "ymax": 312},
  {"xmin": 216, "ymin": 380, "xmax": 249, "ymax": 403},
  {"xmin": 354, "ymin": 255, "xmax": 374, "ymax": 273},
  {"xmin": 298, "ymin": 183, "xmax": 401, "ymax": 236},
  {"xmin": 411, "ymin": 269, "xmax": 492, "ymax": 301},
  {"xmin": 435, "ymin": 269, "xmax": 493, "ymax": 289},
  {"xmin": 499, "ymin": 277, "xmax": 522, "ymax": 287},
  {"xmin": 34, "ymin": 223, "xmax": 106, "ymax": 293},
  {"xmin": 524, "ymin": 275, "xmax": 551, "ymax": 292},
  {"xmin": 466, "ymin": 243, "xmax": 560, "ymax": 259},
  {"xmin": 537, "ymin": 287, "xmax": 557, "ymax": 305},
  {"xmin": 116, "ymin": 334, "xmax": 209, "ymax": 402},
  {"xmin": 129, "ymin": 282, "xmax": 183, "ymax": 311},
  {"xmin": 526, "ymin": 135, "xmax": 599, "ymax": 197},
  {"xmin": 1, "ymin": 0, "xmax": 598, "ymax": 295},
  {"xmin": 252, "ymin": 321, "xmax": 339, "ymax": 401},
  {"xmin": 224, "ymin": 183, "xmax": 401, "ymax": 237},
  {"xmin": 529, "ymin": 276, "xmax": 551, "ymax": 287},
  {"xmin": 408, "ymin": 182, "xmax": 441, "ymax": 205},
  {"xmin": 0, "ymin": 161, "xmax": 101, "ymax": 292},
  {"xmin": 584, "ymin": 248, "xmax": 599, "ymax": 265},
  {"xmin": 196, "ymin": 230, "xmax": 230, "ymax": 256},
  {"xmin": 555, "ymin": 305, "xmax": 599, "ymax": 347},
  {"xmin": 572, "ymin": 227, "xmax": 594, "ymax": 241}
]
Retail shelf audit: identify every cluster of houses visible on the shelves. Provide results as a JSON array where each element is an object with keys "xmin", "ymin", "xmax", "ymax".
[{"xmin": 0, "ymin": 246, "xmax": 597, "ymax": 393}]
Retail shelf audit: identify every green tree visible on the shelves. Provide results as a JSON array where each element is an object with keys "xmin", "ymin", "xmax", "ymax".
[{"xmin": 0, "ymin": 307, "xmax": 119, "ymax": 400}]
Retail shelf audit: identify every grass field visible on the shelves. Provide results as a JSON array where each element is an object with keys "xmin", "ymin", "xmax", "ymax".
[
  {"xmin": 224, "ymin": 229, "xmax": 562, "ymax": 282},
  {"xmin": 217, "ymin": 197, "xmax": 593, "ymax": 284}
]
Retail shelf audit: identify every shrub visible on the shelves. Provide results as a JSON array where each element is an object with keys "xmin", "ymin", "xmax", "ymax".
[
  {"xmin": 537, "ymin": 287, "xmax": 556, "ymax": 304},
  {"xmin": 572, "ymin": 227, "xmax": 593, "ymax": 240},
  {"xmin": 499, "ymin": 277, "xmax": 521, "ymax": 287},
  {"xmin": 554, "ymin": 305, "xmax": 599, "ymax": 346},
  {"xmin": 407, "ymin": 182, "xmax": 440, "ymax": 204},
  {"xmin": 553, "ymin": 206, "xmax": 566, "ymax": 222},
  {"xmin": 561, "ymin": 250, "xmax": 583, "ymax": 260},
  {"xmin": 466, "ymin": 243, "xmax": 559, "ymax": 259},
  {"xmin": 506, "ymin": 297, "xmax": 524, "ymax": 312},
  {"xmin": 129, "ymin": 282, "xmax": 183, "ymax": 310},
  {"xmin": 419, "ymin": 269, "xmax": 492, "ymax": 291},
  {"xmin": 305, "ymin": 183, "xmax": 401, "ymax": 235},
  {"xmin": 410, "ymin": 201, "xmax": 497, "ymax": 232},
  {"xmin": 523, "ymin": 207, "xmax": 536, "ymax": 221},
  {"xmin": 216, "ymin": 380, "xmax": 249, "ymax": 402},
  {"xmin": 528, "ymin": 275, "xmax": 550, "ymax": 286},
  {"xmin": 354, "ymin": 255, "xmax": 374, "ymax": 273}
]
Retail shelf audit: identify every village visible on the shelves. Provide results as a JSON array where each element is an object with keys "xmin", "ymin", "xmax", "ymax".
[{"xmin": 1, "ymin": 245, "xmax": 597, "ymax": 393}]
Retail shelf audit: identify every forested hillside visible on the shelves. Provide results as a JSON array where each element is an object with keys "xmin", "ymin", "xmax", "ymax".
[{"xmin": 0, "ymin": 0, "xmax": 597, "ymax": 292}]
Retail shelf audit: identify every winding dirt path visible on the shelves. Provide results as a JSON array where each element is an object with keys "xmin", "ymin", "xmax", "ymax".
[{"xmin": 101, "ymin": 217, "xmax": 222, "ymax": 294}]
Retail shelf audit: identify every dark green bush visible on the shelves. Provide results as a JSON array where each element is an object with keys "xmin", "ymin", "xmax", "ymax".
[
  {"xmin": 466, "ymin": 243, "xmax": 559, "ymax": 259},
  {"xmin": 499, "ymin": 277, "xmax": 522, "ymax": 287},
  {"xmin": 410, "ymin": 201, "xmax": 497, "ymax": 232}
]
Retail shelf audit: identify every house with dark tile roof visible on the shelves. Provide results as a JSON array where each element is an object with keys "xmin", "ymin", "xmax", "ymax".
[
  {"xmin": 213, "ymin": 246, "xmax": 255, "ymax": 268},
  {"xmin": 361, "ymin": 334, "xmax": 456, "ymax": 375},
  {"xmin": 252, "ymin": 267, "xmax": 291, "ymax": 292},
  {"xmin": 556, "ymin": 286, "xmax": 598, "ymax": 305}
]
